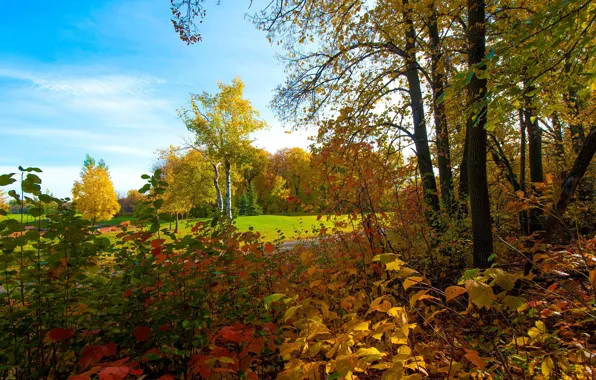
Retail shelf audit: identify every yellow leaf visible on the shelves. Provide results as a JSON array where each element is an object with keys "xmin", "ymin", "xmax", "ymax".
[
  {"xmin": 445, "ymin": 286, "xmax": 467, "ymax": 302},
  {"xmin": 217, "ymin": 356, "xmax": 235, "ymax": 364},
  {"xmin": 310, "ymin": 280, "xmax": 322, "ymax": 288},
  {"xmin": 409, "ymin": 290, "xmax": 429, "ymax": 307},
  {"xmin": 465, "ymin": 280, "xmax": 495, "ymax": 309},
  {"xmin": 386, "ymin": 259, "xmax": 406, "ymax": 271},
  {"xmin": 542, "ymin": 356, "xmax": 554, "ymax": 378},
  {"xmin": 387, "ymin": 307, "xmax": 404, "ymax": 317},
  {"xmin": 284, "ymin": 306, "xmax": 301, "ymax": 322},
  {"xmin": 352, "ymin": 321, "xmax": 370, "ymax": 331},
  {"xmin": 356, "ymin": 347, "xmax": 381, "ymax": 357},
  {"xmin": 515, "ymin": 337, "xmax": 530, "ymax": 346},
  {"xmin": 403, "ymin": 276, "xmax": 424, "ymax": 290},
  {"xmin": 300, "ymin": 250, "xmax": 312, "ymax": 262}
]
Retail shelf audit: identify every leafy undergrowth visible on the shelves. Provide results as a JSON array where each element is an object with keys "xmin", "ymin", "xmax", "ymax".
[{"xmin": 1, "ymin": 171, "xmax": 595, "ymax": 379}]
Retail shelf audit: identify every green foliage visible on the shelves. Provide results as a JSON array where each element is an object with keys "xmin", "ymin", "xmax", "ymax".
[
  {"xmin": 246, "ymin": 183, "xmax": 262, "ymax": 216},
  {"xmin": 237, "ymin": 192, "xmax": 249, "ymax": 216}
]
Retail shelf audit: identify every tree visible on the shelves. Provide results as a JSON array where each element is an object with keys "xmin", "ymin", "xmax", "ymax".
[
  {"xmin": 72, "ymin": 155, "xmax": 121, "ymax": 225},
  {"xmin": 119, "ymin": 189, "xmax": 145, "ymax": 214},
  {"xmin": 466, "ymin": 0, "xmax": 493, "ymax": 269},
  {"xmin": 157, "ymin": 147, "xmax": 216, "ymax": 232},
  {"xmin": 180, "ymin": 77, "xmax": 267, "ymax": 220},
  {"xmin": 246, "ymin": 183, "xmax": 262, "ymax": 216},
  {"xmin": 272, "ymin": 148, "xmax": 311, "ymax": 212}
]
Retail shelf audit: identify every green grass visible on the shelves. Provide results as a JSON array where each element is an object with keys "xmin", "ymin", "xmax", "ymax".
[
  {"xmin": 175, "ymin": 214, "xmax": 351, "ymax": 241},
  {"xmin": 1, "ymin": 213, "xmax": 353, "ymax": 242}
]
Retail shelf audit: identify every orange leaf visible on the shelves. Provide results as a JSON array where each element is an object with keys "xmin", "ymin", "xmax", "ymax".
[
  {"xmin": 133, "ymin": 326, "xmax": 151, "ymax": 342},
  {"xmin": 264, "ymin": 243, "xmax": 275, "ymax": 254},
  {"xmin": 464, "ymin": 349, "xmax": 486, "ymax": 369},
  {"xmin": 150, "ymin": 239, "xmax": 164, "ymax": 248},
  {"xmin": 158, "ymin": 376, "xmax": 175, "ymax": 380},
  {"xmin": 47, "ymin": 328, "xmax": 75, "ymax": 342},
  {"xmin": 445, "ymin": 286, "xmax": 467, "ymax": 302},
  {"xmin": 98, "ymin": 366, "xmax": 129, "ymax": 380}
]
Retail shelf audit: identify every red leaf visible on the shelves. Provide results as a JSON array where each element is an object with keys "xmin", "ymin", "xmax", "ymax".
[
  {"xmin": 158, "ymin": 376, "xmax": 175, "ymax": 380},
  {"xmin": 150, "ymin": 239, "xmax": 164, "ymax": 248},
  {"xmin": 264, "ymin": 243, "xmax": 275, "ymax": 254},
  {"xmin": 220, "ymin": 326, "xmax": 243, "ymax": 343},
  {"xmin": 133, "ymin": 326, "xmax": 151, "ymax": 342},
  {"xmin": 98, "ymin": 366, "xmax": 129, "ymax": 380},
  {"xmin": 70, "ymin": 376, "xmax": 91, "ymax": 380},
  {"xmin": 104, "ymin": 342, "xmax": 117, "ymax": 356},
  {"xmin": 47, "ymin": 328, "xmax": 75, "ymax": 342},
  {"xmin": 129, "ymin": 368, "xmax": 143, "ymax": 376},
  {"xmin": 247, "ymin": 337, "xmax": 264, "ymax": 354},
  {"xmin": 79, "ymin": 345, "xmax": 105, "ymax": 369},
  {"xmin": 159, "ymin": 323, "xmax": 171, "ymax": 332},
  {"xmin": 81, "ymin": 329, "xmax": 101, "ymax": 338}
]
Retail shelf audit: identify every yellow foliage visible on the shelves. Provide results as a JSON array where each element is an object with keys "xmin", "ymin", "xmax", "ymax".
[{"xmin": 72, "ymin": 159, "xmax": 120, "ymax": 223}]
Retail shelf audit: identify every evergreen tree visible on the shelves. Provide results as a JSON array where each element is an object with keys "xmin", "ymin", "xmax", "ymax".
[{"xmin": 246, "ymin": 183, "xmax": 262, "ymax": 216}]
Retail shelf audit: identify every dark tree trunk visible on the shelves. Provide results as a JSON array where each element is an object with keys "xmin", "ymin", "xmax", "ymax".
[
  {"xmin": 545, "ymin": 125, "xmax": 596, "ymax": 239},
  {"xmin": 467, "ymin": 0, "xmax": 493, "ymax": 269},
  {"xmin": 403, "ymin": 0, "xmax": 441, "ymax": 222},
  {"xmin": 428, "ymin": 6, "xmax": 455, "ymax": 217},
  {"xmin": 174, "ymin": 213, "xmax": 179, "ymax": 233},
  {"xmin": 458, "ymin": 126, "xmax": 469, "ymax": 215},
  {"xmin": 524, "ymin": 102, "xmax": 545, "ymax": 234},
  {"xmin": 551, "ymin": 113, "xmax": 566, "ymax": 166},
  {"xmin": 565, "ymin": 59, "xmax": 586, "ymax": 154},
  {"xmin": 519, "ymin": 109, "xmax": 529, "ymax": 236}
]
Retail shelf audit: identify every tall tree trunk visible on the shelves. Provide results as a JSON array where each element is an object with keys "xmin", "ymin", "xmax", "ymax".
[
  {"xmin": 225, "ymin": 160, "xmax": 233, "ymax": 220},
  {"xmin": 458, "ymin": 126, "xmax": 469, "ymax": 215},
  {"xmin": 403, "ymin": 0, "xmax": 441, "ymax": 222},
  {"xmin": 564, "ymin": 60, "xmax": 586, "ymax": 154},
  {"xmin": 211, "ymin": 162, "xmax": 223, "ymax": 213},
  {"xmin": 428, "ymin": 5, "xmax": 455, "ymax": 217},
  {"xmin": 519, "ymin": 109, "xmax": 529, "ymax": 236},
  {"xmin": 551, "ymin": 113, "xmax": 566, "ymax": 167},
  {"xmin": 545, "ymin": 125, "xmax": 596, "ymax": 239},
  {"xmin": 467, "ymin": 0, "xmax": 493, "ymax": 269},
  {"xmin": 524, "ymin": 102, "xmax": 545, "ymax": 234},
  {"xmin": 174, "ymin": 212, "xmax": 179, "ymax": 233}
]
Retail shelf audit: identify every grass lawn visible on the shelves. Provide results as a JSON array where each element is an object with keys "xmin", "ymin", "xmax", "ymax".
[
  {"xmin": 174, "ymin": 214, "xmax": 351, "ymax": 241},
  {"xmin": 1, "ymin": 213, "xmax": 354, "ymax": 242}
]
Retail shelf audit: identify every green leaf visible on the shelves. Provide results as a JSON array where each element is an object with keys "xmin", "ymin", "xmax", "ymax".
[
  {"xmin": 29, "ymin": 207, "xmax": 44, "ymax": 217},
  {"xmin": 19, "ymin": 167, "xmax": 42, "ymax": 173},
  {"xmin": 153, "ymin": 199, "xmax": 164, "ymax": 209},
  {"xmin": 263, "ymin": 293, "xmax": 285, "ymax": 310},
  {"xmin": 141, "ymin": 174, "xmax": 150, "ymax": 179},
  {"xmin": 25, "ymin": 174, "xmax": 42, "ymax": 184},
  {"xmin": 0, "ymin": 174, "xmax": 16, "ymax": 186}
]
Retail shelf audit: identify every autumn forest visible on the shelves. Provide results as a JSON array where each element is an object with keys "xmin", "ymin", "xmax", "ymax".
[{"xmin": 0, "ymin": 0, "xmax": 595, "ymax": 379}]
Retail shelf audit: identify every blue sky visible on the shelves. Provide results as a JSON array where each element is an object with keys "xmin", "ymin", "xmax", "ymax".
[{"xmin": 0, "ymin": 0, "xmax": 311, "ymax": 198}]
